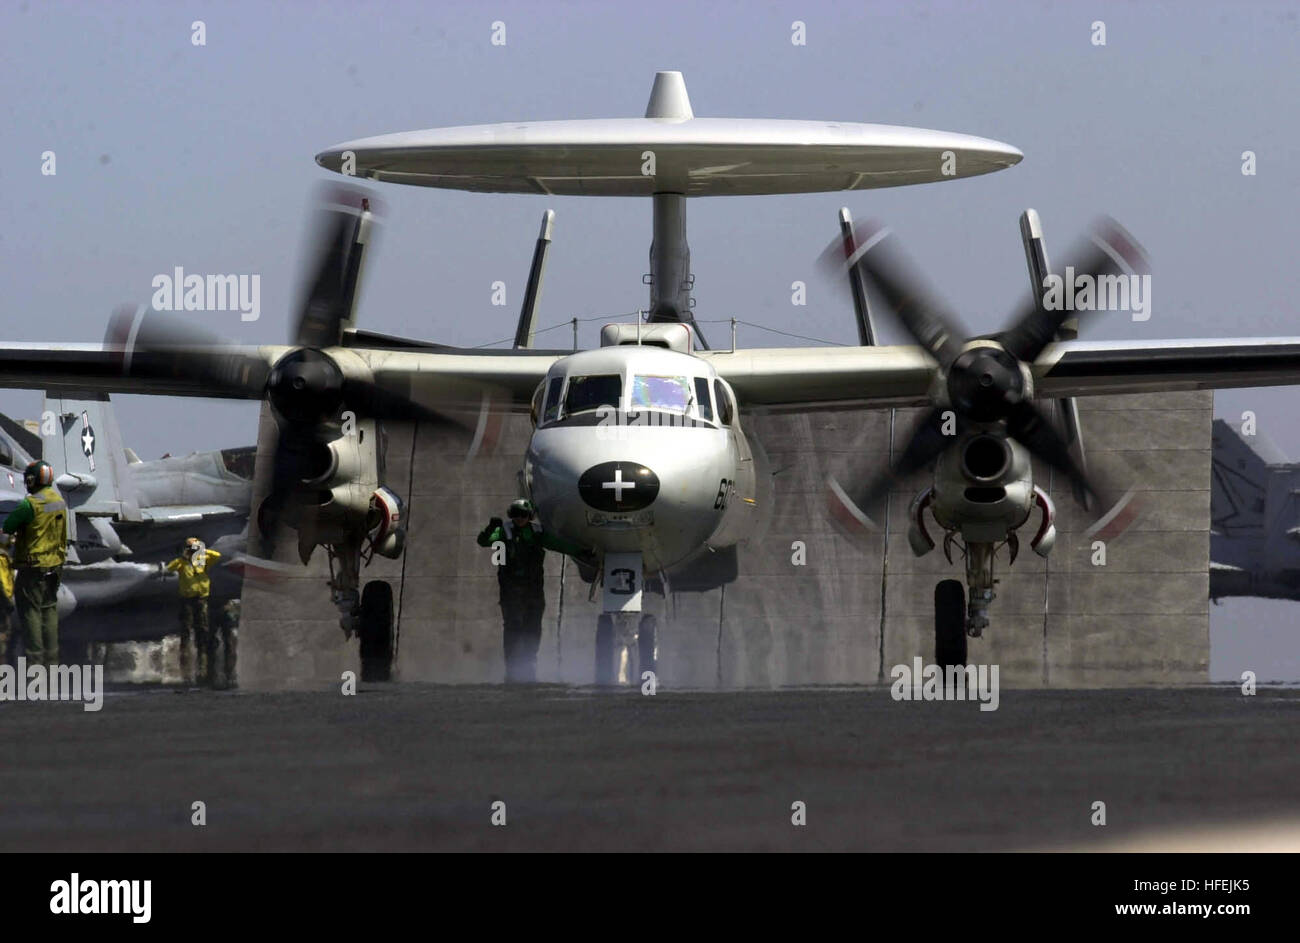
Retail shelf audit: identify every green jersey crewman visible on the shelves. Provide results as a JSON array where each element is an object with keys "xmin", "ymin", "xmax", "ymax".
[
  {"xmin": 477, "ymin": 498, "xmax": 591, "ymax": 683},
  {"xmin": 2, "ymin": 461, "xmax": 69, "ymax": 667}
]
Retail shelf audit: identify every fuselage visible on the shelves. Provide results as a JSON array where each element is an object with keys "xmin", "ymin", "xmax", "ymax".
[{"xmin": 523, "ymin": 341, "xmax": 757, "ymax": 574}]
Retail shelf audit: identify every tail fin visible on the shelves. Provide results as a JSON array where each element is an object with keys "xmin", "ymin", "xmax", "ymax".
[{"xmin": 42, "ymin": 392, "xmax": 142, "ymax": 521}]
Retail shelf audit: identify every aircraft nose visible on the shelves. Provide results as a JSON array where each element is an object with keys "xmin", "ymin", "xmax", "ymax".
[{"xmin": 578, "ymin": 461, "xmax": 659, "ymax": 512}]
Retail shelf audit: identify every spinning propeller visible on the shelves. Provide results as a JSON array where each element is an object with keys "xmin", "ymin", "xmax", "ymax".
[
  {"xmin": 105, "ymin": 185, "xmax": 475, "ymax": 558},
  {"xmin": 819, "ymin": 214, "xmax": 1150, "ymax": 528}
]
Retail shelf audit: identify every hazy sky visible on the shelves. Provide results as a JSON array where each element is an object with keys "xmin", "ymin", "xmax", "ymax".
[{"xmin": 3, "ymin": 0, "xmax": 1299, "ymax": 678}]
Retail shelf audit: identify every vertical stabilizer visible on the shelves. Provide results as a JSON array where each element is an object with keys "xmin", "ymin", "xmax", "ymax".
[
  {"xmin": 42, "ymin": 392, "xmax": 142, "ymax": 522},
  {"xmin": 514, "ymin": 210, "xmax": 555, "ymax": 349}
]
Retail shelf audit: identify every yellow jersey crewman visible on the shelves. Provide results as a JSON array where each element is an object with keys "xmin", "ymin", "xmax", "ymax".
[
  {"xmin": 2, "ymin": 461, "xmax": 68, "ymax": 667},
  {"xmin": 163, "ymin": 537, "xmax": 223, "ymax": 686},
  {"xmin": 0, "ymin": 532, "xmax": 15, "ymax": 665}
]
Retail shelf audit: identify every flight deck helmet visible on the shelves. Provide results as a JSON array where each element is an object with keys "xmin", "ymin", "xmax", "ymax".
[{"xmin": 22, "ymin": 461, "xmax": 53, "ymax": 494}]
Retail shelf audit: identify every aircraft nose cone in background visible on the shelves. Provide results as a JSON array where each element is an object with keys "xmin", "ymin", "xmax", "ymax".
[{"xmin": 578, "ymin": 462, "xmax": 660, "ymax": 512}]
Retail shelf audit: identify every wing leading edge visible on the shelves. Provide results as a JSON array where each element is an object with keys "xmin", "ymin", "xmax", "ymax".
[{"xmin": 2, "ymin": 337, "xmax": 1300, "ymax": 414}]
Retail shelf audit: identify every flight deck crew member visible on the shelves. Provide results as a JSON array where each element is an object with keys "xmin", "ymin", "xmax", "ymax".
[
  {"xmin": 0, "ymin": 533, "xmax": 15, "ymax": 666},
  {"xmin": 216, "ymin": 598, "xmax": 240, "ymax": 690},
  {"xmin": 477, "ymin": 498, "xmax": 592, "ymax": 683},
  {"xmin": 163, "ymin": 537, "xmax": 223, "ymax": 686},
  {"xmin": 2, "ymin": 461, "xmax": 68, "ymax": 667}
]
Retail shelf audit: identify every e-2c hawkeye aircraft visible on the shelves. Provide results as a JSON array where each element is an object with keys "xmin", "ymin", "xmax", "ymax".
[{"xmin": 6, "ymin": 72, "xmax": 1300, "ymax": 680}]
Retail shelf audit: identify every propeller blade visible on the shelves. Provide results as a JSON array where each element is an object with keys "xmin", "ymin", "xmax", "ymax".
[
  {"xmin": 340, "ymin": 376, "xmax": 473, "ymax": 431},
  {"xmin": 1004, "ymin": 399, "xmax": 1096, "ymax": 504},
  {"xmin": 1017, "ymin": 209, "xmax": 1091, "ymax": 507},
  {"xmin": 1054, "ymin": 396, "xmax": 1091, "ymax": 511},
  {"xmin": 818, "ymin": 220, "xmax": 967, "ymax": 366},
  {"xmin": 828, "ymin": 407, "xmax": 960, "ymax": 530},
  {"xmin": 293, "ymin": 184, "xmax": 378, "ymax": 349},
  {"xmin": 104, "ymin": 305, "xmax": 270, "ymax": 397},
  {"xmin": 997, "ymin": 215, "xmax": 1150, "ymax": 363},
  {"xmin": 108, "ymin": 306, "xmax": 474, "ymax": 431}
]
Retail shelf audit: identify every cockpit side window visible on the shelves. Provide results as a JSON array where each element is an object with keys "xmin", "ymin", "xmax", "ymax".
[
  {"xmin": 693, "ymin": 377, "xmax": 713, "ymax": 422},
  {"xmin": 713, "ymin": 379, "xmax": 734, "ymax": 426},
  {"xmin": 564, "ymin": 375, "xmax": 622, "ymax": 415},
  {"xmin": 530, "ymin": 383, "xmax": 545, "ymax": 427},
  {"xmin": 631, "ymin": 375, "xmax": 693, "ymax": 413},
  {"xmin": 542, "ymin": 376, "xmax": 564, "ymax": 423}
]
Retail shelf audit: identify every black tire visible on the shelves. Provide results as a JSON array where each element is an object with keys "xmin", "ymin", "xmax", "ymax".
[
  {"xmin": 358, "ymin": 581, "xmax": 395, "ymax": 682},
  {"xmin": 637, "ymin": 613, "xmax": 657, "ymax": 677},
  {"xmin": 934, "ymin": 579, "xmax": 967, "ymax": 668},
  {"xmin": 595, "ymin": 614, "xmax": 615, "ymax": 685}
]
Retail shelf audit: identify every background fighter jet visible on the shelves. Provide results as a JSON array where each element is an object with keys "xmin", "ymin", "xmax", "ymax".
[
  {"xmin": 6, "ymin": 73, "xmax": 1300, "ymax": 681},
  {"xmin": 1210, "ymin": 418, "xmax": 1300, "ymax": 604},
  {"xmin": 0, "ymin": 393, "xmax": 251, "ymax": 659}
]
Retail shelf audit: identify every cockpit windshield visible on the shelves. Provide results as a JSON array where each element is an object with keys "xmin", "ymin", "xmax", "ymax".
[
  {"xmin": 564, "ymin": 375, "xmax": 622, "ymax": 415},
  {"xmin": 220, "ymin": 446, "xmax": 257, "ymax": 481},
  {"xmin": 631, "ymin": 375, "xmax": 693, "ymax": 413}
]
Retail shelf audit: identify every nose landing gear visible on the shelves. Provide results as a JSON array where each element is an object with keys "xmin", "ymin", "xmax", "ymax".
[{"xmin": 595, "ymin": 612, "xmax": 658, "ymax": 685}]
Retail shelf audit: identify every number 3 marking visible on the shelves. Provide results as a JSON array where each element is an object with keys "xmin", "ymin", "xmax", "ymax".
[{"xmin": 609, "ymin": 568, "xmax": 636, "ymax": 595}]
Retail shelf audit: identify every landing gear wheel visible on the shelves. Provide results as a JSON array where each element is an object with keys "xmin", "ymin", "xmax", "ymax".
[
  {"xmin": 934, "ymin": 579, "xmax": 967, "ymax": 668},
  {"xmin": 637, "ymin": 613, "xmax": 658, "ymax": 677},
  {"xmin": 358, "ymin": 580, "xmax": 394, "ymax": 682},
  {"xmin": 595, "ymin": 614, "xmax": 615, "ymax": 686}
]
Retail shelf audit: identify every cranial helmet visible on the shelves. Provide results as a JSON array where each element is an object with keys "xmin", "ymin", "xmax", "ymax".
[
  {"xmin": 508, "ymin": 498, "xmax": 535, "ymax": 517},
  {"xmin": 23, "ymin": 461, "xmax": 53, "ymax": 493}
]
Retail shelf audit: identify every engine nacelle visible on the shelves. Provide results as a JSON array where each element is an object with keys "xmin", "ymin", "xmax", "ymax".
[
  {"xmin": 266, "ymin": 413, "xmax": 385, "ymax": 552},
  {"xmin": 930, "ymin": 430, "xmax": 1034, "ymax": 543}
]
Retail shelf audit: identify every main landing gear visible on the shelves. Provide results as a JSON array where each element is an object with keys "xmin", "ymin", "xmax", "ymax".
[{"xmin": 358, "ymin": 580, "xmax": 395, "ymax": 682}]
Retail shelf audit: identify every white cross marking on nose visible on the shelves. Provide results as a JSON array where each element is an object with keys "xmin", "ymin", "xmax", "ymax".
[{"xmin": 602, "ymin": 467, "xmax": 636, "ymax": 501}]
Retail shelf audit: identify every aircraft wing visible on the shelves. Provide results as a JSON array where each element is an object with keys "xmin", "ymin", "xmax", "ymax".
[
  {"xmin": 704, "ymin": 338, "xmax": 1300, "ymax": 409},
  {"xmin": 1031, "ymin": 338, "xmax": 1300, "ymax": 397},
  {"xmin": 0, "ymin": 343, "xmax": 289, "ymax": 399},
  {"xmin": 0, "ymin": 343, "xmax": 559, "ymax": 411},
  {"xmin": 701, "ymin": 346, "xmax": 935, "ymax": 410},
  {"xmin": 362, "ymin": 348, "xmax": 566, "ymax": 413},
  {"xmin": 7, "ymin": 337, "xmax": 1300, "ymax": 415}
]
